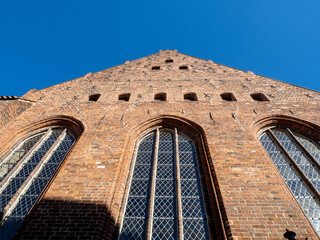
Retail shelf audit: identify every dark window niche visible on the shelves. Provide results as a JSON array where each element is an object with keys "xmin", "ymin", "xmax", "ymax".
[
  {"xmin": 165, "ymin": 59, "xmax": 174, "ymax": 63},
  {"xmin": 119, "ymin": 93, "xmax": 131, "ymax": 102},
  {"xmin": 221, "ymin": 92, "xmax": 237, "ymax": 101},
  {"xmin": 179, "ymin": 65, "xmax": 188, "ymax": 70},
  {"xmin": 89, "ymin": 94, "xmax": 101, "ymax": 102},
  {"xmin": 251, "ymin": 93, "xmax": 269, "ymax": 101},
  {"xmin": 184, "ymin": 92, "xmax": 198, "ymax": 101},
  {"xmin": 152, "ymin": 66, "xmax": 161, "ymax": 70},
  {"xmin": 154, "ymin": 93, "xmax": 167, "ymax": 101}
]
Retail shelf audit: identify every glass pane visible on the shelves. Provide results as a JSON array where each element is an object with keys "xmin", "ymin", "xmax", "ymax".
[
  {"xmin": 122, "ymin": 130, "xmax": 210, "ymax": 239},
  {"xmin": 0, "ymin": 130, "xmax": 75, "ymax": 240},
  {"xmin": 178, "ymin": 133, "xmax": 209, "ymax": 239},
  {"xmin": 295, "ymin": 133, "xmax": 320, "ymax": 164},
  {"xmin": 0, "ymin": 133, "xmax": 44, "ymax": 180},
  {"xmin": 152, "ymin": 131, "xmax": 177, "ymax": 238},
  {"xmin": 121, "ymin": 132, "xmax": 155, "ymax": 239},
  {"xmin": 260, "ymin": 131, "xmax": 320, "ymax": 236},
  {"xmin": 152, "ymin": 219, "xmax": 177, "ymax": 240},
  {"xmin": 120, "ymin": 218, "xmax": 146, "ymax": 240},
  {"xmin": 272, "ymin": 129, "xmax": 320, "ymax": 191}
]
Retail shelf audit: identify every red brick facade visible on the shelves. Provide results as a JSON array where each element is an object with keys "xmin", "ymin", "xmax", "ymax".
[{"xmin": 1, "ymin": 50, "xmax": 320, "ymax": 239}]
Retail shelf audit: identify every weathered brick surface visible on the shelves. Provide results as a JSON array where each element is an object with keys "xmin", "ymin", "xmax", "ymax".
[
  {"xmin": 0, "ymin": 99, "xmax": 32, "ymax": 130},
  {"xmin": 1, "ymin": 50, "xmax": 320, "ymax": 239}
]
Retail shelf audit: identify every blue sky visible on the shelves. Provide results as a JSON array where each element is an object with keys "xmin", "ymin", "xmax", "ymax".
[{"xmin": 1, "ymin": 0, "xmax": 320, "ymax": 97}]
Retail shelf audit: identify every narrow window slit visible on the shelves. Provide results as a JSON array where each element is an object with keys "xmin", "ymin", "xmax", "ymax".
[
  {"xmin": 165, "ymin": 59, "xmax": 173, "ymax": 63},
  {"xmin": 152, "ymin": 66, "xmax": 161, "ymax": 70},
  {"xmin": 179, "ymin": 65, "xmax": 188, "ymax": 70}
]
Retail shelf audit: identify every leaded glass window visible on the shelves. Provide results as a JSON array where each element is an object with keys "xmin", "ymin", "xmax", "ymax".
[
  {"xmin": 120, "ymin": 128, "xmax": 210, "ymax": 240},
  {"xmin": 259, "ymin": 127, "xmax": 320, "ymax": 235},
  {"xmin": 0, "ymin": 127, "xmax": 75, "ymax": 240}
]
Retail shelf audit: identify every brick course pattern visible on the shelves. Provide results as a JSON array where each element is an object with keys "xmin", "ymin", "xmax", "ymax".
[
  {"xmin": 0, "ymin": 99, "xmax": 32, "ymax": 129},
  {"xmin": 1, "ymin": 50, "xmax": 320, "ymax": 239}
]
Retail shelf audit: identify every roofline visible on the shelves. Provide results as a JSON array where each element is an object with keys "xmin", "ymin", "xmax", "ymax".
[{"xmin": 24, "ymin": 50, "xmax": 320, "ymax": 96}]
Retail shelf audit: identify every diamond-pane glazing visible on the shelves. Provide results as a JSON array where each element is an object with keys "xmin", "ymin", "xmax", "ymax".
[
  {"xmin": 121, "ymin": 133, "xmax": 155, "ymax": 239},
  {"xmin": 120, "ymin": 218, "xmax": 146, "ymax": 240},
  {"xmin": 0, "ymin": 133, "xmax": 44, "ymax": 181},
  {"xmin": 135, "ymin": 152, "xmax": 153, "ymax": 164},
  {"xmin": 178, "ymin": 133, "xmax": 210, "ymax": 239},
  {"xmin": 129, "ymin": 180, "xmax": 150, "ymax": 196},
  {"xmin": 260, "ymin": 130, "xmax": 320, "ymax": 236},
  {"xmin": 157, "ymin": 152, "xmax": 174, "ymax": 164},
  {"xmin": 158, "ymin": 131, "xmax": 174, "ymax": 153},
  {"xmin": 181, "ymin": 180, "xmax": 201, "ymax": 197},
  {"xmin": 295, "ymin": 133, "xmax": 320, "ymax": 164},
  {"xmin": 152, "ymin": 218, "xmax": 177, "ymax": 240},
  {"xmin": 156, "ymin": 165, "xmax": 174, "ymax": 179},
  {"xmin": 0, "ymin": 130, "xmax": 75, "ymax": 240},
  {"xmin": 155, "ymin": 180, "xmax": 175, "ymax": 196},
  {"xmin": 125, "ymin": 197, "xmax": 148, "ymax": 217},
  {"xmin": 179, "ymin": 152, "xmax": 196, "ymax": 165},
  {"xmin": 272, "ymin": 129, "xmax": 320, "ymax": 191},
  {"xmin": 180, "ymin": 165, "xmax": 198, "ymax": 179},
  {"xmin": 153, "ymin": 197, "xmax": 176, "ymax": 218},
  {"xmin": 122, "ymin": 130, "xmax": 210, "ymax": 239}
]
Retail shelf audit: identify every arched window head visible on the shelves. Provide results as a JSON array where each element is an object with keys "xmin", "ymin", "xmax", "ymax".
[
  {"xmin": 0, "ymin": 127, "xmax": 76, "ymax": 239},
  {"xmin": 259, "ymin": 127, "xmax": 320, "ymax": 236},
  {"xmin": 120, "ymin": 128, "xmax": 210, "ymax": 240}
]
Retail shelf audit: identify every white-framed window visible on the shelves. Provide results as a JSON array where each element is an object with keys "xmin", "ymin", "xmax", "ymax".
[
  {"xmin": 259, "ymin": 127, "xmax": 320, "ymax": 235},
  {"xmin": 120, "ymin": 128, "xmax": 210, "ymax": 240},
  {"xmin": 0, "ymin": 127, "xmax": 75, "ymax": 239}
]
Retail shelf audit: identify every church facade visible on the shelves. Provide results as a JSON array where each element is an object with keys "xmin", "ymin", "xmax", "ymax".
[{"xmin": 0, "ymin": 50, "xmax": 320, "ymax": 239}]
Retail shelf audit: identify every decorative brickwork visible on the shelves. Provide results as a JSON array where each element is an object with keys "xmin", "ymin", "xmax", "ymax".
[{"xmin": 1, "ymin": 50, "xmax": 320, "ymax": 239}]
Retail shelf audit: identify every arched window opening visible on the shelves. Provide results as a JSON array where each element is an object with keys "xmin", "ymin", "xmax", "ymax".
[
  {"xmin": 120, "ymin": 128, "xmax": 210, "ymax": 239},
  {"xmin": 0, "ymin": 127, "xmax": 76, "ymax": 239},
  {"xmin": 259, "ymin": 127, "xmax": 320, "ymax": 236}
]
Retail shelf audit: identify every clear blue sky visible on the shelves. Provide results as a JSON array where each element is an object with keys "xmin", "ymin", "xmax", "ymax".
[{"xmin": 1, "ymin": 0, "xmax": 320, "ymax": 97}]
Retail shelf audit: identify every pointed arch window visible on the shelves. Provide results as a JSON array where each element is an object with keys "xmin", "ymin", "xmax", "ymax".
[
  {"xmin": 259, "ymin": 127, "xmax": 320, "ymax": 235},
  {"xmin": 0, "ymin": 127, "xmax": 76, "ymax": 239},
  {"xmin": 120, "ymin": 128, "xmax": 210, "ymax": 240}
]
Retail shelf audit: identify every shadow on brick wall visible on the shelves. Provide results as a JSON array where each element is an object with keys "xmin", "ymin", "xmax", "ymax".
[{"xmin": 13, "ymin": 199, "xmax": 115, "ymax": 240}]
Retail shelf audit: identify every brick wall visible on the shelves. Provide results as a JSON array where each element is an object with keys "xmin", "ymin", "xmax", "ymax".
[
  {"xmin": 1, "ymin": 50, "xmax": 319, "ymax": 239},
  {"xmin": 0, "ymin": 99, "xmax": 32, "ymax": 130}
]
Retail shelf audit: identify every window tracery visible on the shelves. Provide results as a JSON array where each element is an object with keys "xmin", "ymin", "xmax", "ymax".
[
  {"xmin": 120, "ymin": 128, "xmax": 210, "ymax": 240},
  {"xmin": 0, "ymin": 127, "xmax": 76, "ymax": 239},
  {"xmin": 259, "ymin": 127, "xmax": 320, "ymax": 235}
]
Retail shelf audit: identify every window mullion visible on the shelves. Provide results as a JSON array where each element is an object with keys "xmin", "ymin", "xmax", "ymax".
[
  {"xmin": 145, "ymin": 128, "xmax": 159, "ymax": 240},
  {"xmin": 267, "ymin": 129, "xmax": 320, "ymax": 200},
  {"xmin": 0, "ymin": 128, "xmax": 52, "ymax": 193},
  {"xmin": 174, "ymin": 128, "xmax": 184, "ymax": 240},
  {"xmin": 286, "ymin": 128, "xmax": 320, "ymax": 174},
  {"xmin": 1, "ymin": 129, "xmax": 67, "ymax": 223}
]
